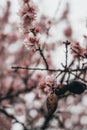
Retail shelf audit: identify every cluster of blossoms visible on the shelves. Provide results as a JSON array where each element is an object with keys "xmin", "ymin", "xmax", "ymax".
[
  {"xmin": 39, "ymin": 75, "xmax": 56, "ymax": 94},
  {"xmin": 70, "ymin": 42, "xmax": 87, "ymax": 60},
  {"xmin": 19, "ymin": 0, "xmax": 40, "ymax": 52}
]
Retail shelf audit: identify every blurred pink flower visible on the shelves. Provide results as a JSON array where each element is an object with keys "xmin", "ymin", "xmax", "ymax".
[
  {"xmin": 14, "ymin": 104, "xmax": 25, "ymax": 115},
  {"xmin": 19, "ymin": 1, "xmax": 37, "ymax": 35},
  {"xmin": 70, "ymin": 42, "xmax": 87, "ymax": 60},
  {"xmin": 0, "ymin": 113, "xmax": 11, "ymax": 130}
]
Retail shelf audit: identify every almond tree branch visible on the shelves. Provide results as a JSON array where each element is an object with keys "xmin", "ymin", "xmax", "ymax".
[
  {"xmin": 11, "ymin": 66, "xmax": 87, "ymax": 73},
  {"xmin": 0, "ymin": 86, "xmax": 35, "ymax": 102},
  {"xmin": 36, "ymin": 46, "xmax": 49, "ymax": 69}
]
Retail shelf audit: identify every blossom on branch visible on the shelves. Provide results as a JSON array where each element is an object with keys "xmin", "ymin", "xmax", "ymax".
[
  {"xmin": 39, "ymin": 75, "xmax": 56, "ymax": 94},
  {"xmin": 18, "ymin": 0, "xmax": 40, "ymax": 52},
  {"xmin": 19, "ymin": 2, "xmax": 37, "ymax": 34},
  {"xmin": 70, "ymin": 42, "xmax": 87, "ymax": 60},
  {"xmin": 24, "ymin": 35, "xmax": 39, "ymax": 52}
]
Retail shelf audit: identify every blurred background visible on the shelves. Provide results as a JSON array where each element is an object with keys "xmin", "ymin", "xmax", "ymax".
[{"xmin": 0, "ymin": 0, "xmax": 87, "ymax": 130}]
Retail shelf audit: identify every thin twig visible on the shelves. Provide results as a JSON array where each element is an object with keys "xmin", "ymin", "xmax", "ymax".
[
  {"xmin": 37, "ymin": 47, "xmax": 49, "ymax": 69},
  {"xmin": 0, "ymin": 108, "xmax": 28, "ymax": 130},
  {"xmin": 11, "ymin": 66, "xmax": 87, "ymax": 73},
  {"xmin": 63, "ymin": 40, "xmax": 70, "ymax": 68},
  {"xmin": 0, "ymin": 87, "xmax": 35, "ymax": 102}
]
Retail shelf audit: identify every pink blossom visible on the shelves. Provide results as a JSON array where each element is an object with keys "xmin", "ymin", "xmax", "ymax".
[
  {"xmin": 64, "ymin": 26, "xmax": 72, "ymax": 37},
  {"xmin": 70, "ymin": 42, "xmax": 86, "ymax": 60},
  {"xmin": 44, "ymin": 86, "xmax": 51, "ymax": 93},
  {"xmin": 14, "ymin": 104, "xmax": 25, "ymax": 115},
  {"xmin": 18, "ymin": 0, "xmax": 40, "ymax": 52},
  {"xmin": 39, "ymin": 75, "xmax": 56, "ymax": 93},
  {"xmin": 0, "ymin": 114, "xmax": 12, "ymax": 130},
  {"xmin": 23, "ymin": 0, "xmax": 29, "ymax": 3},
  {"xmin": 19, "ymin": 2, "xmax": 37, "ymax": 34},
  {"xmin": 45, "ymin": 75, "xmax": 55, "ymax": 86},
  {"xmin": 23, "ymin": 36, "xmax": 39, "ymax": 52}
]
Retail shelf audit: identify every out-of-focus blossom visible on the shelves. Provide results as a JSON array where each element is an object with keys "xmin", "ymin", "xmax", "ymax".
[
  {"xmin": 19, "ymin": 1, "xmax": 37, "ymax": 35},
  {"xmin": 0, "ymin": 113, "xmax": 12, "ymax": 130},
  {"xmin": 60, "ymin": 3, "xmax": 69, "ymax": 20},
  {"xmin": 70, "ymin": 42, "xmax": 87, "ymax": 60},
  {"xmin": 64, "ymin": 26, "xmax": 72, "ymax": 37},
  {"xmin": 14, "ymin": 103, "xmax": 25, "ymax": 116},
  {"xmin": 38, "ymin": 15, "xmax": 52, "ymax": 34},
  {"xmin": 23, "ymin": 0, "xmax": 29, "ymax": 3}
]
